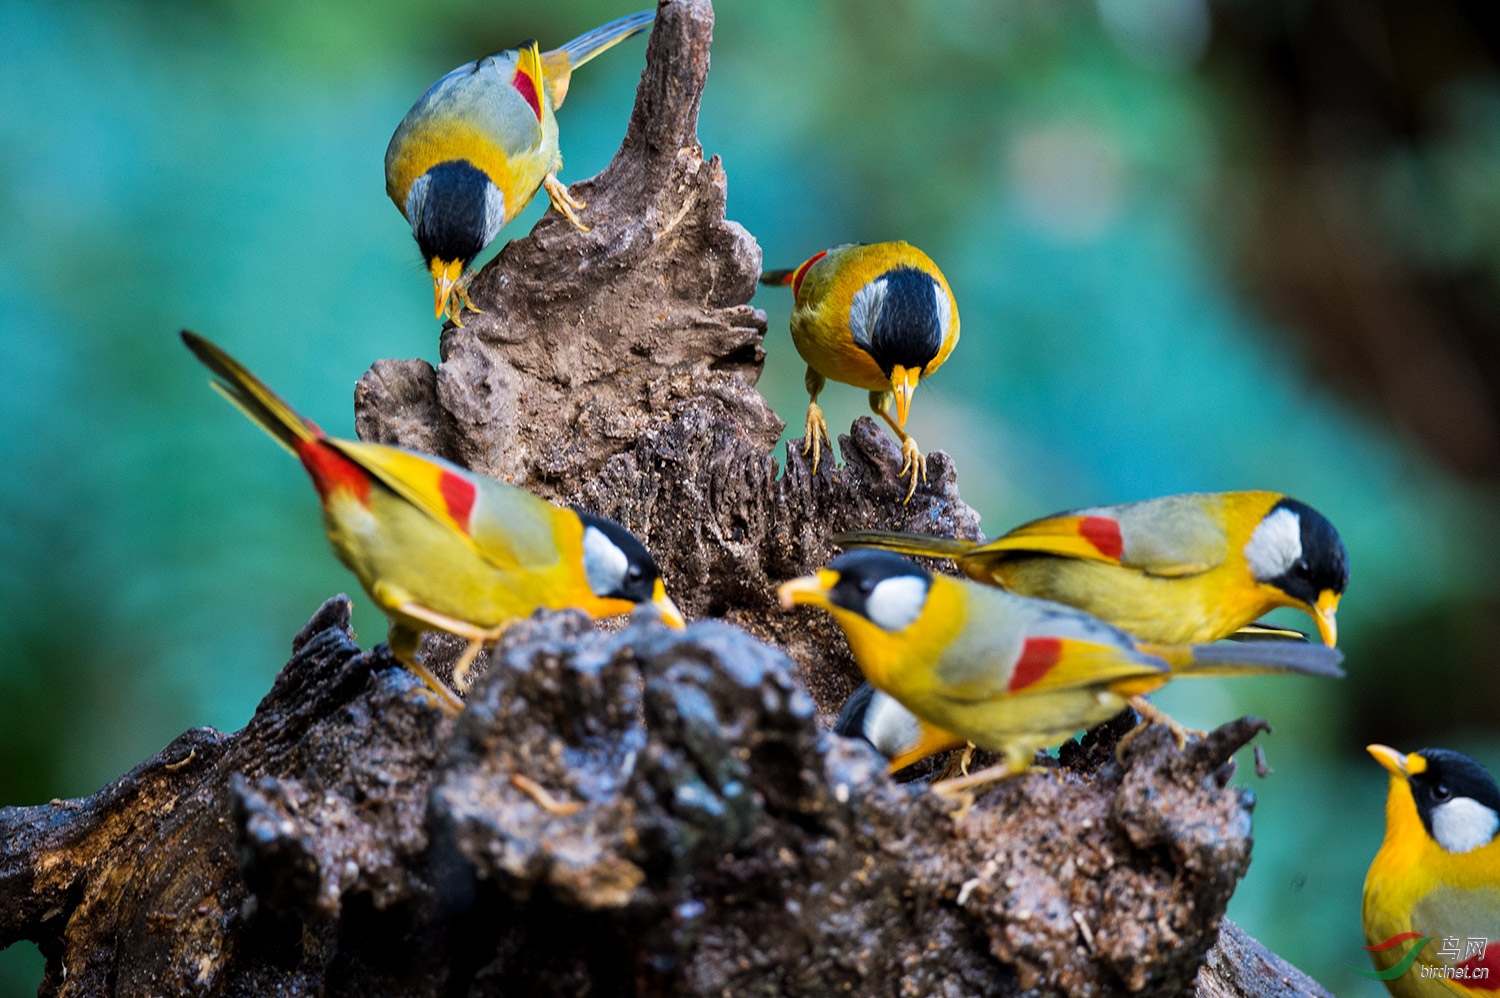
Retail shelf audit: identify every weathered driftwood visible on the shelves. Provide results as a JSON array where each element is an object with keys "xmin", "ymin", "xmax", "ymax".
[{"xmin": 0, "ymin": 0, "xmax": 1336, "ymax": 994}]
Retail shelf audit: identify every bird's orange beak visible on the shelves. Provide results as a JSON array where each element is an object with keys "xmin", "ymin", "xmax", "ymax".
[
  {"xmin": 1312, "ymin": 590, "xmax": 1340, "ymax": 647},
  {"xmin": 430, "ymin": 258, "xmax": 464, "ymax": 319},
  {"xmin": 890, "ymin": 366, "xmax": 920, "ymax": 429},
  {"xmin": 652, "ymin": 579, "xmax": 685, "ymax": 630},
  {"xmin": 777, "ymin": 570, "xmax": 839, "ymax": 610},
  {"xmin": 1367, "ymin": 744, "xmax": 1421, "ymax": 779}
]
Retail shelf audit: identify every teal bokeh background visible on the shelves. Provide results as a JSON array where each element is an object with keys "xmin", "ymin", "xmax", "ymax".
[{"xmin": 3, "ymin": 1, "xmax": 1498, "ymax": 994}]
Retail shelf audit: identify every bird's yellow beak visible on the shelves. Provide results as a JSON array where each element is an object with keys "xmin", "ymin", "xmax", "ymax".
[
  {"xmin": 1367, "ymin": 744, "xmax": 1424, "ymax": 779},
  {"xmin": 777, "ymin": 569, "xmax": 840, "ymax": 610},
  {"xmin": 652, "ymin": 579, "xmax": 686, "ymax": 630},
  {"xmin": 430, "ymin": 258, "xmax": 464, "ymax": 319},
  {"xmin": 890, "ymin": 366, "xmax": 920, "ymax": 429},
  {"xmin": 1312, "ymin": 590, "xmax": 1340, "ymax": 647}
]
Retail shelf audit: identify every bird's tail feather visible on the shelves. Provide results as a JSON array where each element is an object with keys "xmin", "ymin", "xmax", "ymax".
[
  {"xmin": 760, "ymin": 268, "xmax": 797, "ymax": 286},
  {"xmin": 180, "ymin": 331, "xmax": 319, "ymax": 455},
  {"xmin": 833, "ymin": 530, "xmax": 976, "ymax": 559},
  {"xmin": 543, "ymin": 8, "xmax": 654, "ymax": 106},
  {"xmin": 1141, "ymin": 639, "xmax": 1345, "ymax": 679}
]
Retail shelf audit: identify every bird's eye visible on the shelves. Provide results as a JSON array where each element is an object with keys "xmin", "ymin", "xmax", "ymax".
[
  {"xmin": 1292, "ymin": 559, "xmax": 1310, "ymax": 578},
  {"xmin": 1433, "ymin": 783, "xmax": 1452, "ymax": 802},
  {"xmin": 626, "ymin": 565, "xmax": 644, "ymax": 583},
  {"xmin": 858, "ymin": 578, "xmax": 875, "ymax": 595}
]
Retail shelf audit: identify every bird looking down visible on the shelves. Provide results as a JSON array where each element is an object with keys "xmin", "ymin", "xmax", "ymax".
[
  {"xmin": 1363, "ymin": 745, "xmax": 1500, "ymax": 996},
  {"xmin": 385, "ymin": 10, "xmax": 654, "ymax": 324},
  {"xmin": 181, "ymin": 331, "xmax": 683, "ymax": 711},
  {"xmin": 780, "ymin": 549, "xmax": 1343, "ymax": 791},
  {"xmin": 761, "ymin": 241, "xmax": 959, "ymax": 502}
]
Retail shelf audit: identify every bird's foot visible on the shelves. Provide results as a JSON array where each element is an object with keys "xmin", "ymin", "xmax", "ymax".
[
  {"xmin": 897, "ymin": 437, "xmax": 927, "ymax": 504},
  {"xmin": 447, "ymin": 274, "xmax": 481, "ymax": 325},
  {"xmin": 511, "ymin": 773, "xmax": 583, "ymax": 816},
  {"xmin": 802, "ymin": 401, "xmax": 832, "ymax": 475},
  {"xmin": 543, "ymin": 173, "xmax": 591, "ymax": 232},
  {"xmin": 404, "ymin": 658, "xmax": 464, "ymax": 716},
  {"xmin": 450, "ymin": 618, "xmax": 517, "ymax": 693},
  {"xmin": 931, "ymin": 760, "xmax": 1028, "ymax": 800},
  {"xmin": 1117, "ymin": 696, "xmax": 1204, "ymax": 759}
]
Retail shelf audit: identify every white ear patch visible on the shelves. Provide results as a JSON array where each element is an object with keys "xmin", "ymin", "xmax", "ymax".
[
  {"xmin": 1244, "ymin": 507, "xmax": 1302, "ymax": 582},
  {"xmin": 405, "ymin": 174, "xmax": 431, "ymax": 234},
  {"xmin": 848, "ymin": 278, "xmax": 889, "ymax": 350},
  {"xmin": 864, "ymin": 690, "xmax": 922, "ymax": 759},
  {"xmin": 933, "ymin": 282, "xmax": 952, "ymax": 345},
  {"xmin": 582, "ymin": 525, "xmax": 628, "ymax": 598},
  {"xmin": 481, "ymin": 180, "xmax": 507, "ymax": 244},
  {"xmin": 1432, "ymin": 797, "xmax": 1500, "ymax": 855},
  {"xmin": 865, "ymin": 575, "xmax": 928, "ymax": 632}
]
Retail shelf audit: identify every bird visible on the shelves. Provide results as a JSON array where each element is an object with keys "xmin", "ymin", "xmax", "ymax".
[
  {"xmin": 779, "ymin": 549, "xmax": 1343, "ymax": 791},
  {"xmin": 385, "ymin": 10, "xmax": 655, "ymax": 324},
  {"xmin": 835, "ymin": 490, "xmax": 1348, "ymax": 648},
  {"xmin": 760, "ymin": 242, "xmax": 959, "ymax": 502},
  {"xmin": 180, "ymin": 331, "xmax": 683, "ymax": 712},
  {"xmin": 1362, "ymin": 744, "xmax": 1499, "ymax": 995}
]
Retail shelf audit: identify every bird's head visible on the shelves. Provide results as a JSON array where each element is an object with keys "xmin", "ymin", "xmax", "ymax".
[
  {"xmin": 1243, "ymin": 497, "xmax": 1349, "ymax": 646},
  {"xmin": 576, "ymin": 511, "xmax": 684, "ymax": 629},
  {"xmin": 848, "ymin": 267, "xmax": 955, "ymax": 427},
  {"xmin": 405, "ymin": 160, "xmax": 507, "ymax": 317},
  {"xmin": 1369, "ymin": 745, "xmax": 1500, "ymax": 855},
  {"xmin": 778, "ymin": 549, "xmax": 932, "ymax": 633},
  {"xmin": 835, "ymin": 682, "xmax": 922, "ymax": 760}
]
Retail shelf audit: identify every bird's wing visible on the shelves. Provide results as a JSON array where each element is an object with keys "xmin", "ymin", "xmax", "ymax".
[
  {"xmin": 1409, "ymin": 882, "xmax": 1500, "ymax": 993},
  {"xmin": 975, "ymin": 494, "xmax": 1229, "ymax": 578},
  {"xmin": 328, "ymin": 439, "xmax": 559, "ymax": 572},
  {"xmin": 934, "ymin": 587, "xmax": 1166, "ymax": 702}
]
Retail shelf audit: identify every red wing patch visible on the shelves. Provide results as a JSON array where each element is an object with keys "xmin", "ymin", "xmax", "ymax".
[
  {"xmin": 791, "ymin": 250, "xmax": 828, "ymax": 300},
  {"xmin": 1457, "ymin": 941, "xmax": 1500, "ymax": 990},
  {"xmin": 438, "ymin": 470, "xmax": 476, "ymax": 534},
  {"xmin": 295, "ymin": 440, "xmax": 370, "ymax": 506},
  {"xmin": 512, "ymin": 67, "xmax": 542, "ymax": 121},
  {"xmin": 1079, "ymin": 516, "xmax": 1124, "ymax": 560},
  {"xmin": 1008, "ymin": 637, "xmax": 1062, "ymax": 693}
]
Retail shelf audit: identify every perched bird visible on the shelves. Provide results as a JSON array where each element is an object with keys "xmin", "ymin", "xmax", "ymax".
[
  {"xmin": 385, "ymin": 10, "xmax": 654, "ymax": 324},
  {"xmin": 1363, "ymin": 745, "xmax": 1499, "ymax": 995},
  {"xmin": 761, "ymin": 242, "xmax": 959, "ymax": 502},
  {"xmin": 836, "ymin": 490, "xmax": 1348, "ymax": 647},
  {"xmin": 181, "ymin": 332, "xmax": 683, "ymax": 711},
  {"xmin": 780, "ymin": 550, "xmax": 1342, "ymax": 789}
]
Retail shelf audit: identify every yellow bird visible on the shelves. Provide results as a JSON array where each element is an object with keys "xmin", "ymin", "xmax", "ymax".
[
  {"xmin": 1363, "ymin": 745, "xmax": 1499, "ymax": 996},
  {"xmin": 780, "ymin": 549, "xmax": 1343, "ymax": 788},
  {"xmin": 385, "ymin": 10, "xmax": 654, "ymax": 323},
  {"xmin": 761, "ymin": 242, "xmax": 959, "ymax": 502},
  {"xmin": 181, "ymin": 332, "xmax": 683, "ymax": 711},
  {"xmin": 837, "ymin": 490, "xmax": 1347, "ymax": 648}
]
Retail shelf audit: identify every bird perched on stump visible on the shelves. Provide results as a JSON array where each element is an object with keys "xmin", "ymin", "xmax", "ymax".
[
  {"xmin": 780, "ymin": 549, "xmax": 1342, "ymax": 792},
  {"xmin": 181, "ymin": 331, "xmax": 683, "ymax": 712},
  {"xmin": 385, "ymin": 10, "xmax": 654, "ymax": 324},
  {"xmin": 837, "ymin": 490, "xmax": 1348, "ymax": 647},
  {"xmin": 832, "ymin": 490, "xmax": 1347, "ymax": 773},
  {"xmin": 1362, "ymin": 745, "xmax": 1499, "ymax": 995},
  {"xmin": 761, "ymin": 242, "xmax": 959, "ymax": 502}
]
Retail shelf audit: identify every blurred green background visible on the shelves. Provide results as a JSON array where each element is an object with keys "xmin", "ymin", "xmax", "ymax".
[{"xmin": 3, "ymin": 0, "xmax": 1498, "ymax": 993}]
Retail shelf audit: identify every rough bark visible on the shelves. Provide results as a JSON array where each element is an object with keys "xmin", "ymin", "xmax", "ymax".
[
  {"xmin": 2, "ymin": 599, "xmax": 1332, "ymax": 997},
  {"xmin": 1, "ymin": 0, "xmax": 1337, "ymax": 994}
]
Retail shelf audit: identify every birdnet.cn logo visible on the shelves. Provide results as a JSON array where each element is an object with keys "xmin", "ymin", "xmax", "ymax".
[{"xmin": 1353, "ymin": 933, "xmax": 1494, "ymax": 983}]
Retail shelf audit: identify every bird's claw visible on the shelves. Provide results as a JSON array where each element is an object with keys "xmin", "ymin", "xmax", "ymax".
[
  {"xmin": 802, "ymin": 402, "xmax": 832, "ymax": 475},
  {"xmin": 1118, "ymin": 696, "xmax": 1204, "ymax": 760},
  {"xmin": 446, "ymin": 275, "xmax": 481, "ymax": 327},
  {"xmin": 897, "ymin": 438, "xmax": 926, "ymax": 503},
  {"xmin": 543, "ymin": 173, "xmax": 591, "ymax": 232}
]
